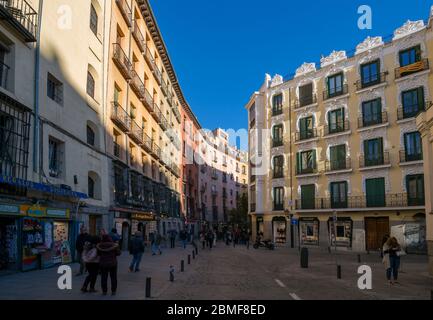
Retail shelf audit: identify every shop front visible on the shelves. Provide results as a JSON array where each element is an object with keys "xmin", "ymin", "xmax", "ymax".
[
  {"xmin": 21, "ymin": 205, "xmax": 74, "ymax": 271},
  {"xmin": 299, "ymin": 217, "xmax": 320, "ymax": 246},
  {"xmin": 256, "ymin": 216, "xmax": 264, "ymax": 237},
  {"xmin": 328, "ymin": 217, "xmax": 353, "ymax": 248},
  {"xmin": 272, "ymin": 216, "xmax": 287, "ymax": 245},
  {"xmin": 0, "ymin": 203, "xmax": 24, "ymax": 272}
]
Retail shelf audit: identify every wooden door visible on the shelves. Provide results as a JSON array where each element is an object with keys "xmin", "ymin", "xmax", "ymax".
[
  {"xmin": 365, "ymin": 217, "xmax": 389, "ymax": 251},
  {"xmin": 89, "ymin": 216, "xmax": 97, "ymax": 236}
]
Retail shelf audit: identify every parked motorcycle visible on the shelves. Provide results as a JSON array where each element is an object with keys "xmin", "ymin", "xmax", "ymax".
[{"xmin": 253, "ymin": 238, "xmax": 275, "ymax": 250}]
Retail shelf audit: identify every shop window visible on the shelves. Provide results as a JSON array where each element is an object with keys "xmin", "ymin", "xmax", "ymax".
[{"xmin": 328, "ymin": 218, "xmax": 353, "ymax": 247}]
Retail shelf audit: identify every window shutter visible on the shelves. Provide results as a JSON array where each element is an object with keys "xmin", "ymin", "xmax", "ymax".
[
  {"xmin": 312, "ymin": 150, "xmax": 317, "ymax": 169},
  {"xmin": 415, "ymin": 45, "xmax": 422, "ymax": 62},
  {"xmin": 296, "ymin": 153, "xmax": 301, "ymax": 172},
  {"xmin": 417, "ymin": 87, "xmax": 425, "ymax": 110}
]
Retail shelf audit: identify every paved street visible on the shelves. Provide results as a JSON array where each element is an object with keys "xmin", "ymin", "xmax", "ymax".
[{"xmin": 0, "ymin": 242, "xmax": 432, "ymax": 300}]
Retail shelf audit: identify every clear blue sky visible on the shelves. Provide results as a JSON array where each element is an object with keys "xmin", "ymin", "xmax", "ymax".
[{"xmin": 151, "ymin": 0, "xmax": 432, "ymax": 131}]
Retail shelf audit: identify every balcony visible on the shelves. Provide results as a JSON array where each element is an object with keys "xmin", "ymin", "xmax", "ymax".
[
  {"xmin": 358, "ymin": 112, "xmax": 388, "ymax": 129},
  {"xmin": 211, "ymin": 190, "xmax": 218, "ymax": 196},
  {"xmin": 142, "ymin": 133, "xmax": 152, "ymax": 152},
  {"xmin": 355, "ymin": 72, "xmax": 388, "ymax": 90},
  {"xmin": 128, "ymin": 120, "xmax": 143, "ymax": 145},
  {"xmin": 399, "ymin": 150, "xmax": 423, "ymax": 163},
  {"xmin": 272, "ymin": 107, "xmax": 283, "ymax": 117},
  {"xmin": 324, "ymin": 120, "xmax": 350, "ymax": 136},
  {"xmin": 112, "ymin": 43, "xmax": 132, "ymax": 80},
  {"xmin": 173, "ymin": 106, "xmax": 181, "ymax": 123},
  {"xmin": 296, "ymin": 165, "xmax": 318, "ymax": 176},
  {"xmin": 295, "ymin": 128, "xmax": 319, "ymax": 142},
  {"xmin": 113, "ymin": 142, "xmax": 121, "ymax": 158},
  {"xmin": 130, "ymin": 70, "xmax": 146, "ymax": 100},
  {"xmin": 294, "ymin": 94, "xmax": 317, "ymax": 109},
  {"xmin": 211, "ymin": 173, "xmax": 218, "ymax": 180},
  {"xmin": 152, "ymin": 142, "xmax": 161, "ymax": 160},
  {"xmin": 395, "ymin": 59, "xmax": 429, "ymax": 79},
  {"xmin": 272, "ymin": 139, "xmax": 284, "ymax": 148},
  {"xmin": 273, "ymin": 171, "xmax": 284, "ymax": 179},
  {"xmin": 323, "ymin": 84, "xmax": 349, "ymax": 101},
  {"xmin": 250, "ymin": 203, "xmax": 256, "ymax": 212},
  {"xmin": 295, "ymin": 193, "xmax": 423, "ymax": 210},
  {"xmin": 144, "ymin": 47, "xmax": 162, "ymax": 85},
  {"xmin": 161, "ymin": 81, "xmax": 168, "ymax": 97},
  {"xmin": 359, "ymin": 152, "xmax": 390, "ymax": 168},
  {"xmin": 132, "ymin": 21, "xmax": 146, "ymax": 53},
  {"xmin": 115, "ymin": 0, "xmax": 132, "ymax": 27},
  {"xmin": 0, "ymin": 0, "xmax": 38, "ymax": 42},
  {"xmin": 325, "ymin": 158, "xmax": 351, "ymax": 172},
  {"xmin": 111, "ymin": 101, "xmax": 130, "ymax": 132},
  {"xmin": 397, "ymin": 102, "xmax": 431, "ymax": 121},
  {"xmin": 152, "ymin": 104, "xmax": 162, "ymax": 122},
  {"xmin": 143, "ymin": 88, "xmax": 155, "ymax": 113},
  {"xmin": 273, "ymin": 203, "xmax": 284, "ymax": 211},
  {"xmin": 159, "ymin": 113, "xmax": 168, "ymax": 131}
]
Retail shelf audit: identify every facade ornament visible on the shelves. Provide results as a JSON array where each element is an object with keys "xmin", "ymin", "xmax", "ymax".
[
  {"xmin": 270, "ymin": 74, "xmax": 283, "ymax": 87},
  {"xmin": 393, "ymin": 20, "xmax": 425, "ymax": 41},
  {"xmin": 320, "ymin": 50, "xmax": 347, "ymax": 68},
  {"xmin": 355, "ymin": 36, "xmax": 384, "ymax": 55},
  {"xmin": 295, "ymin": 62, "xmax": 316, "ymax": 78}
]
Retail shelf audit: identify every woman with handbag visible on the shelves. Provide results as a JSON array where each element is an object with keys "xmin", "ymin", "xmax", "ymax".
[{"xmin": 382, "ymin": 237, "xmax": 402, "ymax": 285}]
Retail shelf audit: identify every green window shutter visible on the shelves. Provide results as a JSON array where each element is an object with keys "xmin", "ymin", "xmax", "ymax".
[
  {"xmin": 300, "ymin": 118, "xmax": 306, "ymax": 134},
  {"xmin": 415, "ymin": 45, "xmax": 422, "ymax": 62},
  {"xmin": 417, "ymin": 87, "xmax": 425, "ymax": 110},
  {"xmin": 312, "ymin": 150, "xmax": 317, "ymax": 170},
  {"xmin": 296, "ymin": 153, "xmax": 301, "ymax": 173}
]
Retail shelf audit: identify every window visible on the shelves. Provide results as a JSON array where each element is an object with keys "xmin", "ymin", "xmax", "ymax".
[
  {"xmin": 242, "ymin": 166, "xmax": 246, "ymax": 174},
  {"xmin": 327, "ymin": 108, "xmax": 345, "ymax": 134},
  {"xmin": 272, "ymin": 124, "xmax": 283, "ymax": 147},
  {"xmin": 330, "ymin": 181, "xmax": 348, "ymax": 208},
  {"xmin": 113, "ymin": 130, "xmax": 120, "ymax": 157},
  {"xmin": 272, "ymin": 94, "xmax": 283, "ymax": 115},
  {"xmin": 362, "ymin": 98, "xmax": 382, "ymax": 127},
  {"xmin": 399, "ymin": 45, "xmax": 421, "ymax": 67},
  {"xmin": 86, "ymin": 71, "xmax": 95, "ymax": 98},
  {"xmin": 363, "ymin": 138, "xmax": 384, "ymax": 166},
  {"xmin": 273, "ymin": 187, "xmax": 284, "ymax": 211},
  {"xmin": 273, "ymin": 155, "xmax": 284, "ymax": 178},
  {"xmin": 299, "ymin": 116, "xmax": 314, "ymax": 140},
  {"xmin": 87, "ymin": 125, "xmax": 95, "ymax": 146},
  {"xmin": 0, "ymin": 46, "xmax": 9, "ymax": 89},
  {"xmin": 329, "ymin": 144, "xmax": 346, "ymax": 171},
  {"xmin": 361, "ymin": 60, "xmax": 380, "ymax": 87},
  {"xmin": 88, "ymin": 176, "xmax": 95, "ymax": 199},
  {"xmin": 48, "ymin": 138, "xmax": 63, "ymax": 178},
  {"xmin": 402, "ymin": 87, "xmax": 425, "ymax": 119},
  {"xmin": 366, "ymin": 178, "xmax": 385, "ymax": 207},
  {"xmin": 301, "ymin": 185, "xmax": 315, "ymax": 209},
  {"xmin": 47, "ymin": 73, "xmax": 63, "ymax": 105},
  {"xmin": 406, "ymin": 174, "xmax": 425, "ymax": 206},
  {"xmin": 404, "ymin": 132, "xmax": 422, "ymax": 162},
  {"xmin": 90, "ymin": 4, "xmax": 98, "ymax": 36},
  {"xmin": 327, "ymin": 73, "xmax": 344, "ymax": 98},
  {"xmin": 299, "ymin": 83, "xmax": 314, "ymax": 106},
  {"xmin": 296, "ymin": 150, "xmax": 316, "ymax": 175}
]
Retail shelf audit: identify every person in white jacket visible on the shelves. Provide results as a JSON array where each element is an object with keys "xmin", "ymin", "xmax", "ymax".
[{"xmin": 81, "ymin": 237, "xmax": 100, "ymax": 293}]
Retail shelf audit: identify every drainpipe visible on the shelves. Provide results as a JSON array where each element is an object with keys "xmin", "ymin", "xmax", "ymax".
[{"xmin": 33, "ymin": 0, "xmax": 44, "ymax": 180}]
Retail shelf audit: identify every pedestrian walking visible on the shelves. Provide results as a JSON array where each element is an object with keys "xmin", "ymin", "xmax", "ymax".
[
  {"xmin": 75, "ymin": 226, "xmax": 90, "ymax": 276},
  {"xmin": 380, "ymin": 234, "xmax": 390, "ymax": 258},
  {"xmin": 81, "ymin": 237, "xmax": 100, "ymax": 293},
  {"xmin": 207, "ymin": 230, "xmax": 214, "ymax": 250},
  {"xmin": 169, "ymin": 229, "xmax": 177, "ymax": 249},
  {"xmin": 109, "ymin": 228, "xmax": 121, "ymax": 244},
  {"xmin": 382, "ymin": 237, "xmax": 402, "ymax": 285},
  {"xmin": 180, "ymin": 229, "xmax": 188, "ymax": 249},
  {"xmin": 97, "ymin": 234, "xmax": 121, "ymax": 296},
  {"xmin": 128, "ymin": 231, "xmax": 145, "ymax": 272},
  {"xmin": 156, "ymin": 233, "xmax": 163, "ymax": 255},
  {"xmin": 200, "ymin": 232, "xmax": 206, "ymax": 249}
]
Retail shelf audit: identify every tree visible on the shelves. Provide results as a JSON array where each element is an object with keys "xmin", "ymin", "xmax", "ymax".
[{"xmin": 229, "ymin": 193, "xmax": 248, "ymax": 228}]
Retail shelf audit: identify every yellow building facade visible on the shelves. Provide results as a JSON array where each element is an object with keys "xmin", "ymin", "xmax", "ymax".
[{"xmin": 248, "ymin": 12, "xmax": 433, "ymax": 253}]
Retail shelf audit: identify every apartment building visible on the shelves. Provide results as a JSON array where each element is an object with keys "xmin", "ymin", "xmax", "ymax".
[
  {"xmin": 107, "ymin": 0, "xmax": 182, "ymax": 246},
  {"xmin": 199, "ymin": 128, "xmax": 248, "ymax": 229},
  {"xmin": 247, "ymin": 11, "xmax": 433, "ymax": 253}
]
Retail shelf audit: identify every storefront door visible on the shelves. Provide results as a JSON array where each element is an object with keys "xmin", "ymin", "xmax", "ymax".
[
  {"xmin": 365, "ymin": 217, "xmax": 389, "ymax": 251},
  {"xmin": 0, "ymin": 217, "xmax": 18, "ymax": 271}
]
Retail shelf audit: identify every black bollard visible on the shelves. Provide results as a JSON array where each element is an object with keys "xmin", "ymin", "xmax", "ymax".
[
  {"xmin": 188, "ymin": 254, "xmax": 191, "ymax": 265},
  {"xmin": 195, "ymin": 247, "xmax": 198, "ymax": 255},
  {"xmin": 192, "ymin": 251, "xmax": 195, "ymax": 259},
  {"xmin": 181, "ymin": 260, "xmax": 184, "ymax": 272},
  {"xmin": 337, "ymin": 265, "xmax": 342, "ymax": 279},
  {"xmin": 145, "ymin": 277, "xmax": 151, "ymax": 298},
  {"xmin": 169, "ymin": 266, "xmax": 174, "ymax": 282},
  {"xmin": 357, "ymin": 254, "xmax": 361, "ymax": 263},
  {"xmin": 300, "ymin": 247, "xmax": 309, "ymax": 268}
]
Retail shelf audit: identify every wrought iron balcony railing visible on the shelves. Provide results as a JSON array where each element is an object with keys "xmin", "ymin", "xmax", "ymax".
[
  {"xmin": 111, "ymin": 101, "xmax": 130, "ymax": 132},
  {"xmin": 323, "ymin": 84, "xmax": 349, "ymax": 101},
  {"xmin": 359, "ymin": 151, "xmax": 390, "ymax": 168},
  {"xmin": 295, "ymin": 128, "xmax": 318, "ymax": 142},
  {"xmin": 112, "ymin": 43, "xmax": 132, "ymax": 79},
  {"xmin": 358, "ymin": 112, "xmax": 388, "ymax": 129},
  {"xmin": 395, "ymin": 59, "xmax": 429, "ymax": 79},
  {"xmin": 324, "ymin": 120, "xmax": 350, "ymax": 136},
  {"xmin": 0, "ymin": 0, "xmax": 38, "ymax": 42},
  {"xmin": 272, "ymin": 139, "xmax": 284, "ymax": 148},
  {"xmin": 397, "ymin": 102, "xmax": 431, "ymax": 120},
  {"xmin": 294, "ymin": 94, "xmax": 317, "ymax": 109},
  {"xmin": 272, "ymin": 107, "xmax": 283, "ymax": 117},
  {"xmin": 115, "ymin": 0, "xmax": 132, "ymax": 27},
  {"xmin": 130, "ymin": 70, "xmax": 146, "ymax": 100},
  {"xmin": 132, "ymin": 21, "xmax": 146, "ymax": 53},
  {"xmin": 325, "ymin": 158, "xmax": 351, "ymax": 172},
  {"xmin": 399, "ymin": 150, "xmax": 423, "ymax": 163},
  {"xmin": 355, "ymin": 72, "xmax": 387, "ymax": 90},
  {"xmin": 296, "ymin": 164, "xmax": 318, "ymax": 176}
]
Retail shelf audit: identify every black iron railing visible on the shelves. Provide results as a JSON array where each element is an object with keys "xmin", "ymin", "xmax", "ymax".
[
  {"xmin": 399, "ymin": 150, "xmax": 423, "ymax": 163},
  {"xmin": 111, "ymin": 101, "xmax": 130, "ymax": 132},
  {"xmin": 358, "ymin": 112, "xmax": 388, "ymax": 129},
  {"xmin": 323, "ymin": 84, "xmax": 349, "ymax": 100},
  {"xmin": 0, "ymin": 0, "xmax": 38, "ymax": 42},
  {"xmin": 325, "ymin": 158, "xmax": 351, "ymax": 172},
  {"xmin": 355, "ymin": 72, "xmax": 387, "ymax": 90},
  {"xmin": 359, "ymin": 151, "xmax": 390, "ymax": 168},
  {"xmin": 324, "ymin": 120, "xmax": 350, "ymax": 136},
  {"xmin": 295, "ymin": 128, "xmax": 318, "ymax": 141},
  {"xmin": 113, "ymin": 43, "xmax": 132, "ymax": 79},
  {"xmin": 397, "ymin": 102, "xmax": 430, "ymax": 120},
  {"xmin": 294, "ymin": 94, "xmax": 317, "ymax": 109},
  {"xmin": 395, "ymin": 59, "xmax": 429, "ymax": 79}
]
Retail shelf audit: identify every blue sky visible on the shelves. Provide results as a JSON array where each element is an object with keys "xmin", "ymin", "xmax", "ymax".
[{"xmin": 151, "ymin": 0, "xmax": 432, "ymax": 131}]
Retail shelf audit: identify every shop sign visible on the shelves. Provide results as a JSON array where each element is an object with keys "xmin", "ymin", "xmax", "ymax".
[
  {"xmin": 291, "ymin": 219, "xmax": 298, "ymax": 226},
  {"xmin": 131, "ymin": 212, "xmax": 155, "ymax": 221},
  {"xmin": 47, "ymin": 209, "xmax": 70, "ymax": 219},
  {"xmin": 25, "ymin": 204, "xmax": 47, "ymax": 217},
  {"xmin": 0, "ymin": 203, "xmax": 24, "ymax": 216}
]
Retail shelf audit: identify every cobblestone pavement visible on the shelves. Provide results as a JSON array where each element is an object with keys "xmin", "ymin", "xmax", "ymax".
[{"xmin": 0, "ymin": 242, "xmax": 432, "ymax": 300}]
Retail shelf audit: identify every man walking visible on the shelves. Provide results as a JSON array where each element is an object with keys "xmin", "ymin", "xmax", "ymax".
[
  {"xmin": 180, "ymin": 229, "xmax": 187, "ymax": 249},
  {"xmin": 169, "ymin": 229, "xmax": 177, "ymax": 249},
  {"xmin": 75, "ymin": 226, "xmax": 90, "ymax": 276},
  {"xmin": 129, "ymin": 231, "xmax": 145, "ymax": 272}
]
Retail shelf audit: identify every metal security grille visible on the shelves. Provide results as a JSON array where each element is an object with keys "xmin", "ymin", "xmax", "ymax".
[{"xmin": 0, "ymin": 92, "xmax": 31, "ymax": 181}]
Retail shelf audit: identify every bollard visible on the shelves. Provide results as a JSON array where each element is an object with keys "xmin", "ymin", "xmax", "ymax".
[
  {"xmin": 328, "ymin": 247, "xmax": 331, "ymax": 254},
  {"xmin": 192, "ymin": 251, "xmax": 195, "ymax": 259},
  {"xmin": 145, "ymin": 277, "xmax": 151, "ymax": 298},
  {"xmin": 169, "ymin": 266, "xmax": 175, "ymax": 282},
  {"xmin": 188, "ymin": 255, "xmax": 191, "ymax": 265},
  {"xmin": 300, "ymin": 247, "xmax": 309, "ymax": 268},
  {"xmin": 181, "ymin": 260, "xmax": 184, "ymax": 272},
  {"xmin": 337, "ymin": 265, "xmax": 342, "ymax": 279},
  {"xmin": 195, "ymin": 247, "xmax": 198, "ymax": 255},
  {"xmin": 357, "ymin": 254, "xmax": 361, "ymax": 263}
]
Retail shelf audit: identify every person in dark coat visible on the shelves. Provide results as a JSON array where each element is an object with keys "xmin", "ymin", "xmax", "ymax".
[
  {"xmin": 81, "ymin": 236, "xmax": 100, "ymax": 293},
  {"xmin": 129, "ymin": 231, "xmax": 145, "ymax": 272},
  {"xmin": 75, "ymin": 226, "xmax": 90, "ymax": 276},
  {"xmin": 97, "ymin": 234, "xmax": 121, "ymax": 296}
]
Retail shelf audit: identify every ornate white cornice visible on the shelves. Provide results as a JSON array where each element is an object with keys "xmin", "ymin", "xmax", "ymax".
[
  {"xmin": 270, "ymin": 74, "xmax": 283, "ymax": 87},
  {"xmin": 393, "ymin": 20, "xmax": 426, "ymax": 41},
  {"xmin": 320, "ymin": 50, "xmax": 347, "ymax": 68},
  {"xmin": 355, "ymin": 36, "xmax": 384, "ymax": 55},
  {"xmin": 295, "ymin": 62, "xmax": 316, "ymax": 78}
]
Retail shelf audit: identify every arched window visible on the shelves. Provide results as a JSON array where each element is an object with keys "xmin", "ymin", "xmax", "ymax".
[
  {"xmin": 87, "ymin": 125, "xmax": 95, "ymax": 146},
  {"xmin": 86, "ymin": 71, "xmax": 95, "ymax": 98},
  {"xmin": 88, "ymin": 176, "xmax": 95, "ymax": 199},
  {"xmin": 90, "ymin": 4, "xmax": 98, "ymax": 36}
]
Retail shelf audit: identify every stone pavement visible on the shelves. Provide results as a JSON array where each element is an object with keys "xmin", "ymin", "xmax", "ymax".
[
  {"xmin": 0, "ymin": 242, "xmax": 432, "ymax": 300},
  {"xmin": 0, "ymin": 242, "xmax": 199, "ymax": 300}
]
